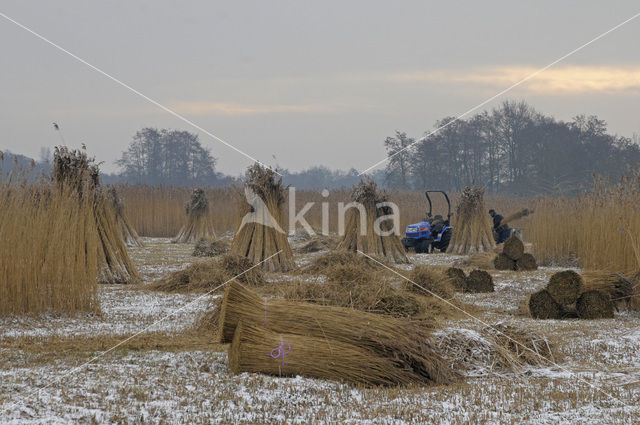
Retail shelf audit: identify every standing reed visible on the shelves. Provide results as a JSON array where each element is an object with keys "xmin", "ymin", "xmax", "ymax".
[{"xmin": 0, "ymin": 179, "xmax": 100, "ymax": 316}]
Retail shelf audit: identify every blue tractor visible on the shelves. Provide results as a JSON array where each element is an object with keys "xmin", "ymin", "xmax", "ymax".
[{"xmin": 402, "ymin": 191, "xmax": 453, "ymax": 253}]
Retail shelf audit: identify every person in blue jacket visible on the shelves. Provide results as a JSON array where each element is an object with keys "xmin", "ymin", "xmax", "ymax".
[{"xmin": 489, "ymin": 209, "xmax": 511, "ymax": 244}]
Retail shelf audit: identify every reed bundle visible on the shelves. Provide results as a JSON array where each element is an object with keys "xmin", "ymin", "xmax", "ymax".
[
  {"xmin": 581, "ymin": 271, "xmax": 633, "ymax": 310},
  {"xmin": 303, "ymin": 250, "xmax": 381, "ymax": 274},
  {"xmin": 576, "ymin": 290, "xmax": 614, "ymax": 319},
  {"xmin": 192, "ymin": 238, "xmax": 230, "ymax": 257},
  {"xmin": 229, "ymin": 321, "xmax": 426, "ymax": 386},
  {"xmin": 502, "ymin": 235, "xmax": 524, "ymax": 261},
  {"xmin": 295, "ymin": 235, "xmax": 338, "ymax": 253},
  {"xmin": 404, "ymin": 266, "xmax": 455, "ymax": 299},
  {"xmin": 528, "ymin": 290, "xmax": 564, "ymax": 320},
  {"xmin": 458, "ymin": 252, "xmax": 497, "ymax": 270},
  {"xmin": 282, "ymin": 264, "xmax": 427, "ymax": 318},
  {"xmin": 516, "ymin": 253, "xmax": 538, "ymax": 271},
  {"xmin": 149, "ymin": 254, "xmax": 264, "ymax": 293},
  {"xmin": 435, "ymin": 324, "xmax": 552, "ymax": 376},
  {"xmin": 174, "ymin": 188, "xmax": 216, "ymax": 243},
  {"xmin": 444, "ymin": 267, "xmax": 467, "ymax": 291},
  {"xmin": 230, "ymin": 164, "xmax": 296, "ymax": 272},
  {"xmin": 528, "ymin": 269, "xmax": 617, "ymax": 320},
  {"xmin": 107, "ymin": 186, "xmax": 142, "ymax": 247},
  {"xmin": 53, "ymin": 147, "xmax": 138, "ymax": 284},
  {"xmin": 498, "ymin": 208, "xmax": 533, "ymax": 229},
  {"xmin": 546, "ymin": 270, "xmax": 583, "ymax": 305},
  {"xmin": 219, "ymin": 281, "xmax": 454, "ymax": 385},
  {"xmin": 447, "ymin": 186, "xmax": 495, "ymax": 255},
  {"xmin": 465, "ymin": 270, "xmax": 494, "ymax": 293},
  {"xmin": 631, "ymin": 270, "xmax": 640, "ymax": 311},
  {"xmin": 336, "ymin": 179, "xmax": 408, "ymax": 264}
]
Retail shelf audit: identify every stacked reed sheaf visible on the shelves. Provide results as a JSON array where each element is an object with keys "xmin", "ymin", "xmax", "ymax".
[
  {"xmin": 494, "ymin": 235, "xmax": 538, "ymax": 271},
  {"xmin": 53, "ymin": 147, "xmax": 139, "ymax": 284},
  {"xmin": 527, "ymin": 270, "xmax": 632, "ymax": 320},
  {"xmin": 230, "ymin": 164, "xmax": 296, "ymax": 272},
  {"xmin": 220, "ymin": 281, "xmax": 455, "ymax": 386},
  {"xmin": 336, "ymin": 178, "xmax": 408, "ymax": 264},
  {"xmin": 174, "ymin": 188, "xmax": 216, "ymax": 243}
]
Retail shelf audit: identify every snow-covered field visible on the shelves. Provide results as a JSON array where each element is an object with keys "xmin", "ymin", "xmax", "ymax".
[{"xmin": 1, "ymin": 239, "xmax": 639, "ymax": 424}]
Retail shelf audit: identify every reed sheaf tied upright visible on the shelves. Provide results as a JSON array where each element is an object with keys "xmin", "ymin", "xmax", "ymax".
[
  {"xmin": 337, "ymin": 178, "xmax": 408, "ymax": 263},
  {"xmin": 0, "ymin": 151, "xmax": 100, "ymax": 315},
  {"xmin": 447, "ymin": 186, "xmax": 495, "ymax": 255},
  {"xmin": 230, "ymin": 164, "xmax": 296, "ymax": 272},
  {"xmin": 107, "ymin": 186, "xmax": 142, "ymax": 247},
  {"xmin": 53, "ymin": 146, "xmax": 138, "ymax": 284},
  {"xmin": 173, "ymin": 188, "xmax": 216, "ymax": 243}
]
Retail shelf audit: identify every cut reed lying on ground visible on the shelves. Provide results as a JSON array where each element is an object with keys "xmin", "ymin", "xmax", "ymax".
[
  {"xmin": 0, "ymin": 179, "xmax": 100, "ymax": 316},
  {"xmin": 219, "ymin": 281, "xmax": 455, "ymax": 385}
]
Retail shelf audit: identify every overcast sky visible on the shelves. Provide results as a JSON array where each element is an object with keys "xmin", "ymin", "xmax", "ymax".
[{"xmin": 1, "ymin": 1, "xmax": 639, "ymax": 175}]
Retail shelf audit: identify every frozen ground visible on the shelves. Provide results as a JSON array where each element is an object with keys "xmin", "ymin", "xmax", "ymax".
[{"xmin": 1, "ymin": 239, "xmax": 639, "ymax": 424}]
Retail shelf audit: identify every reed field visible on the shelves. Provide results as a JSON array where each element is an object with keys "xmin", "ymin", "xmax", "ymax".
[
  {"xmin": 2, "ymin": 175, "xmax": 640, "ymax": 424},
  {"xmin": 0, "ymin": 180, "xmax": 100, "ymax": 316},
  {"xmin": 529, "ymin": 173, "xmax": 640, "ymax": 272},
  {"xmin": 117, "ymin": 184, "xmax": 528, "ymax": 237}
]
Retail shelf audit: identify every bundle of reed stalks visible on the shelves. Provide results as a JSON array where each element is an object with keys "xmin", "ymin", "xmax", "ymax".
[
  {"xmin": 528, "ymin": 270, "xmax": 616, "ymax": 320},
  {"xmin": 465, "ymin": 270, "xmax": 494, "ymax": 293},
  {"xmin": 53, "ymin": 146, "xmax": 138, "ymax": 284},
  {"xmin": 107, "ymin": 186, "xmax": 142, "ymax": 247},
  {"xmin": 148, "ymin": 254, "xmax": 264, "ymax": 293},
  {"xmin": 447, "ymin": 186, "xmax": 494, "ymax": 255},
  {"xmin": 283, "ymin": 263, "xmax": 427, "ymax": 318},
  {"xmin": 174, "ymin": 188, "xmax": 216, "ymax": 243},
  {"xmin": 336, "ymin": 178, "xmax": 408, "ymax": 264},
  {"xmin": 434, "ymin": 324, "xmax": 552, "ymax": 376},
  {"xmin": 229, "ymin": 321, "xmax": 426, "ymax": 386},
  {"xmin": 630, "ymin": 270, "xmax": 640, "ymax": 311},
  {"xmin": 303, "ymin": 250, "xmax": 381, "ymax": 274},
  {"xmin": 192, "ymin": 238, "xmax": 230, "ymax": 257},
  {"xmin": 494, "ymin": 236, "xmax": 537, "ymax": 271},
  {"xmin": 219, "ymin": 281, "xmax": 454, "ymax": 385},
  {"xmin": 295, "ymin": 235, "xmax": 338, "ymax": 253},
  {"xmin": 458, "ymin": 252, "xmax": 497, "ymax": 270},
  {"xmin": 229, "ymin": 164, "xmax": 296, "ymax": 272}
]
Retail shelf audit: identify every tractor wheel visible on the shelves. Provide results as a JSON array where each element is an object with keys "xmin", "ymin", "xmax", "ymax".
[
  {"xmin": 438, "ymin": 229, "xmax": 452, "ymax": 252},
  {"xmin": 416, "ymin": 240, "xmax": 430, "ymax": 254}
]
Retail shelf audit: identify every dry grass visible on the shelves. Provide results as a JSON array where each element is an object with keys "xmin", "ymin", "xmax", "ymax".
[
  {"xmin": 529, "ymin": 172, "xmax": 640, "ymax": 272},
  {"xmin": 403, "ymin": 266, "xmax": 455, "ymax": 299},
  {"xmin": 116, "ymin": 184, "xmax": 526, "ymax": 237},
  {"xmin": 435, "ymin": 324, "xmax": 553, "ymax": 376},
  {"xmin": 192, "ymin": 238, "xmax": 230, "ymax": 257},
  {"xmin": 147, "ymin": 254, "xmax": 264, "ymax": 293},
  {"xmin": 278, "ymin": 264, "xmax": 428, "ymax": 318},
  {"xmin": 0, "ymin": 180, "xmax": 100, "ymax": 316},
  {"xmin": 302, "ymin": 250, "xmax": 383, "ymax": 274}
]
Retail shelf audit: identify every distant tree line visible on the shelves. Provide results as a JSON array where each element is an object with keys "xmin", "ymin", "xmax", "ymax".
[
  {"xmin": 116, "ymin": 128, "xmax": 232, "ymax": 187},
  {"xmin": 383, "ymin": 100, "xmax": 640, "ymax": 195}
]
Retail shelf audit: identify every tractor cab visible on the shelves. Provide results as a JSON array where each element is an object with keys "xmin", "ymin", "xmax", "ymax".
[{"xmin": 402, "ymin": 191, "xmax": 453, "ymax": 253}]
